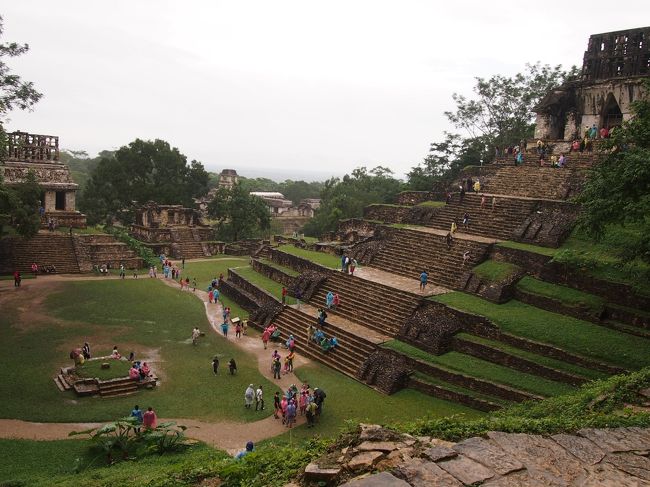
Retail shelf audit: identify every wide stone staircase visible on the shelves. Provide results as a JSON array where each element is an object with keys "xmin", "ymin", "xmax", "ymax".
[
  {"xmin": 261, "ymin": 306, "xmax": 379, "ymax": 378},
  {"xmin": 8, "ymin": 233, "xmax": 80, "ymax": 273},
  {"xmin": 369, "ymin": 227, "xmax": 491, "ymax": 289},
  {"xmin": 309, "ymin": 272, "xmax": 422, "ymax": 336},
  {"xmin": 76, "ymin": 235, "xmax": 142, "ymax": 269},
  {"xmin": 466, "ymin": 165, "xmax": 586, "ymax": 200},
  {"xmin": 170, "ymin": 226, "xmax": 207, "ymax": 259},
  {"xmin": 422, "ymin": 193, "xmax": 537, "ymax": 241}
]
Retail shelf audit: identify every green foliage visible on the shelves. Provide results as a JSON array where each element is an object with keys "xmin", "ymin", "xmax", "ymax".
[
  {"xmin": 276, "ymin": 245, "xmax": 341, "ymax": 268},
  {"xmin": 207, "ymin": 183, "xmax": 271, "ymax": 242},
  {"xmin": 105, "ymin": 226, "xmax": 157, "ymax": 268},
  {"xmin": 0, "ymin": 170, "xmax": 41, "ymax": 238},
  {"xmin": 577, "ymin": 79, "xmax": 650, "ymax": 264},
  {"xmin": 303, "ymin": 166, "xmax": 404, "ymax": 237},
  {"xmin": 59, "ymin": 149, "xmax": 113, "ymax": 190},
  {"xmin": 400, "ymin": 366, "xmax": 650, "ymax": 441},
  {"xmin": 516, "ymin": 276, "xmax": 605, "ymax": 312},
  {"xmin": 472, "ymin": 260, "xmax": 521, "ymax": 283},
  {"xmin": 79, "ymin": 139, "xmax": 209, "ymax": 225}
]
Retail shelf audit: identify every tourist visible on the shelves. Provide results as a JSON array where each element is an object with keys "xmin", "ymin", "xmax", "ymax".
[
  {"xmin": 128, "ymin": 351, "xmax": 135, "ymax": 362},
  {"xmin": 571, "ymin": 139, "xmax": 580, "ymax": 152},
  {"xmin": 31, "ymin": 263, "xmax": 38, "ymax": 276},
  {"xmin": 466, "ymin": 177, "xmax": 473, "ymax": 193},
  {"xmin": 285, "ymin": 335, "xmax": 295, "ymax": 351},
  {"xmin": 228, "ymin": 358, "xmax": 237, "ymax": 375},
  {"xmin": 235, "ymin": 321, "xmax": 242, "ymax": 338},
  {"xmin": 244, "ymin": 384, "xmax": 255, "ymax": 408},
  {"xmin": 273, "ymin": 357, "xmax": 282, "ymax": 379},
  {"xmin": 255, "ymin": 385, "xmax": 265, "ymax": 411},
  {"xmin": 287, "ymin": 350, "xmax": 295, "ymax": 372},
  {"xmin": 462, "ymin": 212, "xmax": 470, "ymax": 230},
  {"xmin": 180, "ymin": 278, "xmax": 185, "ymax": 291},
  {"xmin": 306, "ymin": 398, "xmax": 317, "ymax": 427},
  {"xmin": 299, "ymin": 391, "xmax": 307, "ymax": 415},
  {"xmin": 350, "ymin": 258, "xmax": 357, "ymax": 276},
  {"xmin": 446, "ymin": 232, "xmax": 453, "ymax": 250},
  {"xmin": 317, "ymin": 308, "xmax": 327, "ymax": 326},
  {"xmin": 473, "ymin": 180, "xmax": 481, "ymax": 193},
  {"xmin": 344, "ymin": 255, "xmax": 351, "ymax": 274},
  {"xmin": 129, "ymin": 364, "xmax": 140, "ymax": 380},
  {"xmin": 558, "ymin": 153, "xmax": 566, "ymax": 168},
  {"xmin": 185, "ymin": 277, "xmax": 190, "ymax": 289},
  {"xmin": 13, "ymin": 270, "xmax": 21, "ymax": 287},
  {"xmin": 340, "ymin": 254, "xmax": 346, "ymax": 272},
  {"xmin": 328, "ymin": 337, "xmax": 338, "ymax": 350},
  {"xmin": 536, "ymin": 139, "xmax": 543, "ymax": 155},
  {"xmin": 295, "ymin": 289, "xmax": 302, "ymax": 309},
  {"xmin": 242, "ymin": 320, "xmax": 248, "ymax": 335},
  {"xmin": 139, "ymin": 362, "xmax": 150, "ymax": 380},
  {"xmin": 181, "ymin": 256, "xmax": 185, "ymax": 269},
  {"xmin": 480, "ymin": 195, "xmax": 486, "ymax": 209},
  {"xmin": 314, "ymin": 387, "xmax": 326, "ymax": 415},
  {"xmin": 143, "ymin": 407, "xmax": 157, "ymax": 430},
  {"xmin": 450, "ymin": 219, "xmax": 458, "ymax": 235},
  {"xmin": 212, "ymin": 288, "xmax": 219, "ymax": 304},
  {"xmin": 148, "ymin": 266, "xmax": 154, "ymax": 278},
  {"xmin": 286, "ymin": 400, "xmax": 296, "ymax": 428},
  {"xmin": 445, "ymin": 191, "xmax": 452, "ymax": 204},
  {"xmin": 515, "ymin": 152, "xmax": 524, "ymax": 166},
  {"xmin": 221, "ymin": 321, "xmax": 229, "ymax": 337},
  {"xmin": 281, "ymin": 286, "xmax": 287, "ymax": 305},
  {"xmin": 82, "ymin": 342, "xmax": 91, "ymax": 359},
  {"xmin": 332, "ymin": 293, "xmax": 340, "ymax": 310},
  {"xmin": 419, "ymin": 270, "xmax": 428, "ymax": 292},
  {"xmin": 119, "ymin": 264, "xmax": 125, "ymax": 279},
  {"xmin": 192, "ymin": 327, "xmax": 201, "ymax": 345},
  {"xmin": 459, "ymin": 184, "xmax": 465, "ymax": 203},
  {"xmin": 462, "ymin": 250, "xmax": 471, "ymax": 267},
  {"xmin": 111, "ymin": 346, "xmax": 121, "ymax": 359},
  {"xmin": 130, "ymin": 405, "xmax": 143, "ymax": 433},
  {"xmin": 589, "ymin": 123, "xmax": 598, "ymax": 139},
  {"xmin": 539, "ymin": 155, "xmax": 545, "ymax": 167},
  {"xmin": 235, "ymin": 441, "xmax": 254, "ymax": 459},
  {"xmin": 492, "ymin": 196, "xmax": 497, "ymax": 210},
  {"xmin": 211, "ymin": 355, "xmax": 220, "ymax": 375},
  {"xmin": 262, "ymin": 327, "xmax": 270, "ymax": 349},
  {"xmin": 273, "ymin": 391, "xmax": 281, "ymax": 419},
  {"xmin": 325, "ymin": 291, "xmax": 334, "ymax": 309},
  {"xmin": 192, "ymin": 278, "xmax": 197, "ymax": 292}
]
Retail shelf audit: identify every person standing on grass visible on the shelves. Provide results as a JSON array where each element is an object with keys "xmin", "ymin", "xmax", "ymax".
[
  {"xmin": 306, "ymin": 399, "xmax": 317, "ymax": 428},
  {"xmin": 255, "ymin": 385, "xmax": 265, "ymax": 411},
  {"xmin": 130, "ymin": 405, "xmax": 143, "ymax": 433},
  {"xmin": 212, "ymin": 356, "xmax": 219, "ymax": 375},
  {"xmin": 143, "ymin": 407, "xmax": 157, "ymax": 429},
  {"xmin": 228, "ymin": 358, "xmax": 237, "ymax": 375},
  {"xmin": 192, "ymin": 327, "xmax": 200, "ymax": 345},
  {"xmin": 192, "ymin": 278, "xmax": 197, "ymax": 292},
  {"xmin": 182, "ymin": 256, "xmax": 185, "ymax": 269},
  {"xmin": 82, "ymin": 342, "xmax": 91, "ymax": 359},
  {"xmin": 119, "ymin": 264, "xmax": 125, "ymax": 279},
  {"xmin": 244, "ymin": 384, "xmax": 255, "ymax": 408},
  {"xmin": 281, "ymin": 286, "xmax": 287, "ymax": 305},
  {"xmin": 419, "ymin": 270, "xmax": 428, "ymax": 292}
]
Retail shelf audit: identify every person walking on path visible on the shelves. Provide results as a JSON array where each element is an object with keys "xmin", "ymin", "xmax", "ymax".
[
  {"xmin": 286, "ymin": 400, "xmax": 296, "ymax": 428},
  {"xmin": 130, "ymin": 405, "xmax": 143, "ymax": 433},
  {"xmin": 419, "ymin": 270, "xmax": 428, "ymax": 292},
  {"xmin": 255, "ymin": 385, "xmax": 265, "ymax": 411},
  {"xmin": 244, "ymin": 384, "xmax": 255, "ymax": 408},
  {"xmin": 272, "ymin": 357, "xmax": 282, "ymax": 379},
  {"xmin": 262, "ymin": 328, "xmax": 270, "ymax": 349},
  {"xmin": 235, "ymin": 321, "xmax": 242, "ymax": 338},
  {"xmin": 273, "ymin": 391, "xmax": 281, "ymax": 419},
  {"xmin": 228, "ymin": 358, "xmax": 237, "ymax": 375},
  {"xmin": 212, "ymin": 356, "xmax": 219, "ymax": 375},
  {"xmin": 181, "ymin": 257, "xmax": 185, "ymax": 269},
  {"xmin": 143, "ymin": 407, "xmax": 157, "ymax": 430},
  {"xmin": 221, "ymin": 321, "xmax": 229, "ymax": 338}
]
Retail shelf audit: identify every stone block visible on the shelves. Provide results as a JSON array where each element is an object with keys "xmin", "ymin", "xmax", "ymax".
[
  {"xmin": 340, "ymin": 471, "xmax": 411, "ymax": 487},
  {"xmin": 398, "ymin": 458, "xmax": 461, "ymax": 486},
  {"xmin": 437, "ymin": 455, "xmax": 495, "ymax": 485},
  {"xmin": 356, "ymin": 441, "xmax": 399, "ymax": 452},
  {"xmin": 304, "ymin": 462, "xmax": 341, "ymax": 483},
  {"xmin": 347, "ymin": 451, "xmax": 384, "ymax": 471},
  {"xmin": 453, "ymin": 436, "xmax": 525, "ymax": 476}
]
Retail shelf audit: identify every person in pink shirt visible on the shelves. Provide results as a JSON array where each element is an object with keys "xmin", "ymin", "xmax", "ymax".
[{"xmin": 143, "ymin": 407, "xmax": 157, "ymax": 429}]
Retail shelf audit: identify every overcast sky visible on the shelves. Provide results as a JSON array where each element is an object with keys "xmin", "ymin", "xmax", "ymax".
[{"xmin": 2, "ymin": 1, "xmax": 648, "ymax": 180}]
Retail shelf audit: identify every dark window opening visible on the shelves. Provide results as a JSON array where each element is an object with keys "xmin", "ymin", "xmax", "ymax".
[{"xmin": 55, "ymin": 191, "xmax": 66, "ymax": 210}]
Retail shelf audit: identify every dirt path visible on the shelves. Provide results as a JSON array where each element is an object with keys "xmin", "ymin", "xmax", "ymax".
[{"xmin": 0, "ymin": 272, "xmax": 312, "ymax": 453}]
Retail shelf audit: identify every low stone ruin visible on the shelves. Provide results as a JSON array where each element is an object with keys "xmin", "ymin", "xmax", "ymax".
[
  {"xmin": 357, "ymin": 349, "xmax": 411, "ymax": 394},
  {"xmin": 399, "ymin": 303, "xmax": 462, "ymax": 355}
]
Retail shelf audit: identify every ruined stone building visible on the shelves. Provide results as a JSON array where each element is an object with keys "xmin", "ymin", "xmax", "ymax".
[
  {"xmin": 218, "ymin": 168, "xmax": 239, "ymax": 189},
  {"xmin": 250, "ymin": 191, "xmax": 319, "ymax": 234},
  {"xmin": 534, "ymin": 26, "xmax": 649, "ymax": 142},
  {"xmin": 1, "ymin": 131, "xmax": 86, "ymax": 227}
]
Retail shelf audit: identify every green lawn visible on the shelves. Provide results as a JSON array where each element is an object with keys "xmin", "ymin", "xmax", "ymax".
[
  {"xmin": 234, "ymin": 266, "xmax": 298, "ymax": 305},
  {"xmin": 455, "ymin": 333, "xmax": 607, "ymax": 381},
  {"xmin": 516, "ymin": 276, "xmax": 605, "ymax": 312},
  {"xmin": 473, "ymin": 260, "xmax": 521, "ymax": 282},
  {"xmin": 76, "ymin": 357, "xmax": 132, "ymax": 381},
  {"xmin": 416, "ymin": 201, "xmax": 446, "ymax": 208},
  {"xmin": 0, "ymin": 438, "xmax": 225, "ymax": 487},
  {"xmin": 383, "ymin": 340, "xmax": 575, "ymax": 397},
  {"xmin": 276, "ymin": 245, "xmax": 340, "ymax": 269},
  {"xmin": 496, "ymin": 241, "xmax": 557, "ymax": 257},
  {"xmin": 432, "ymin": 292, "xmax": 650, "ymax": 370},
  {"xmin": 258, "ymin": 258, "xmax": 300, "ymax": 277},
  {"xmin": 0, "ymin": 279, "xmax": 276, "ymax": 422},
  {"xmin": 271, "ymin": 362, "xmax": 483, "ymax": 442}
]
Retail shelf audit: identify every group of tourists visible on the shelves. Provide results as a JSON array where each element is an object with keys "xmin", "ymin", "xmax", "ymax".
[
  {"xmin": 270, "ymin": 347, "xmax": 295, "ymax": 378},
  {"xmin": 130, "ymin": 405, "xmax": 157, "ymax": 432},
  {"xmin": 325, "ymin": 291, "xmax": 340, "ymax": 310},
  {"xmin": 211, "ymin": 356, "xmax": 237, "ymax": 375},
  {"xmin": 340, "ymin": 254, "xmax": 357, "ymax": 275},
  {"xmin": 274, "ymin": 383, "xmax": 325, "ymax": 428},
  {"xmin": 311, "ymin": 328, "xmax": 338, "ymax": 351},
  {"xmin": 129, "ymin": 361, "xmax": 152, "ymax": 381},
  {"xmin": 244, "ymin": 384, "xmax": 266, "ymax": 411},
  {"xmin": 261, "ymin": 324, "xmax": 282, "ymax": 349}
]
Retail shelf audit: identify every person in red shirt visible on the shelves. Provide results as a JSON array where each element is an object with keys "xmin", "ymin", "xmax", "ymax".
[
  {"xmin": 143, "ymin": 407, "xmax": 157, "ymax": 429},
  {"xmin": 281, "ymin": 286, "xmax": 287, "ymax": 305},
  {"xmin": 600, "ymin": 127, "xmax": 609, "ymax": 139}
]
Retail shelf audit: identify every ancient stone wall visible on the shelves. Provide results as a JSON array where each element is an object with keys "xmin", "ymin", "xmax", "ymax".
[
  {"xmin": 336, "ymin": 218, "xmax": 381, "ymax": 243},
  {"xmin": 268, "ymin": 248, "xmax": 330, "ymax": 274},
  {"xmin": 251, "ymin": 258, "xmax": 296, "ymax": 288},
  {"xmin": 398, "ymin": 302, "xmax": 464, "ymax": 355},
  {"xmin": 363, "ymin": 205, "xmax": 412, "ymax": 224},
  {"xmin": 357, "ymin": 349, "xmax": 411, "ymax": 394},
  {"xmin": 227, "ymin": 268, "xmax": 277, "ymax": 305},
  {"xmin": 513, "ymin": 201, "xmax": 580, "ymax": 247}
]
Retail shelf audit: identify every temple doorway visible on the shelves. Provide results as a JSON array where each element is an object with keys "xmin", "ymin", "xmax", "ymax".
[
  {"xmin": 602, "ymin": 93, "xmax": 623, "ymax": 129},
  {"xmin": 55, "ymin": 191, "xmax": 66, "ymax": 210}
]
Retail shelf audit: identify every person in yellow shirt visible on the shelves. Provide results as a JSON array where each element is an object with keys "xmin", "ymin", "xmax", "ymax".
[{"xmin": 451, "ymin": 219, "xmax": 458, "ymax": 235}]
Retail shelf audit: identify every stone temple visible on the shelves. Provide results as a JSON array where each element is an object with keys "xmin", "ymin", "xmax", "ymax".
[
  {"xmin": 534, "ymin": 26, "xmax": 649, "ymax": 146},
  {"xmin": 1, "ymin": 131, "xmax": 86, "ymax": 227}
]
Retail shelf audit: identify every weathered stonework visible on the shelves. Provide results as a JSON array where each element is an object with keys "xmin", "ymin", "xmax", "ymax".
[
  {"xmin": 399, "ymin": 303, "xmax": 463, "ymax": 355},
  {"xmin": 357, "ymin": 349, "xmax": 411, "ymax": 394}
]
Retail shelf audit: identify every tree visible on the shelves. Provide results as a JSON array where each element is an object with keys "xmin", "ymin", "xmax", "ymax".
[
  {"xmin": 79, "ymin": 139, "xmax": 210, "ymax": 225},
  {"xmin": 207, "ymin": 183, "xmax": 270, "ymax": 242},
  {"xmin": 302, "ymin": 166, "xmax": 403, "ymax": 237},
  {"xmin": 577, "ymin": 80, "xmax": 650, "ymax": 263},
  {"xmin": 0, "ymin": 15, "xmax": 43, "ymax": 237},
  {"xmin": 407, "ymin": 63, "xmax": 578, "ymax": 189}
]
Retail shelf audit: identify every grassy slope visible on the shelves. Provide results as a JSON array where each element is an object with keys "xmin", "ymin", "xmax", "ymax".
[
  {"xmin": 276, "ymin": 245, "xmax": 341, "ymax": 269},
  {"xmin": 472, "ymin": 260, "xmax": 521, "ymax": 282},
  {"xmin": 258, "ymin": 258, "xmax": 300, "ymax": 277},
  {"xmin": 76, "ymin": 358, "xmax": 132, "ymax": 380},
  {"xmin": 432, "ymin": 292, "xmax": 650, "ymax": 370},
  {"xmin": 235, "ymin": 266, "xmax": 298, "ymax": 305},
  {"xmin": 0, "ymin": 279, "xmax": 275, "ymax": 422},
  {"xmin": 516, "ymin": 276, "xmax": 605, "ymax": 311},
  {"xmin": 383, "ymin": 340, "xmax": 574, "ymax": 397}
]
